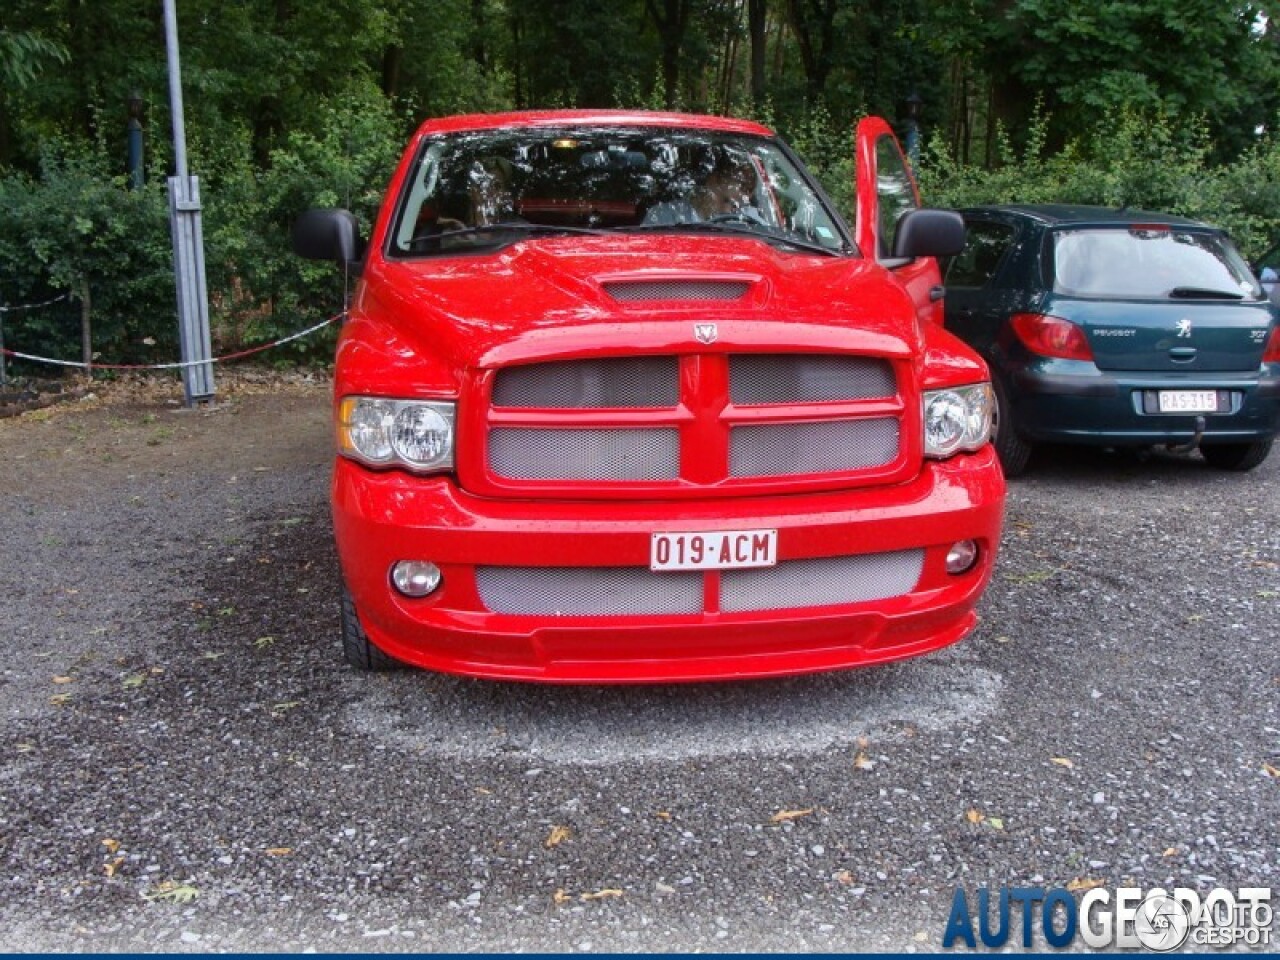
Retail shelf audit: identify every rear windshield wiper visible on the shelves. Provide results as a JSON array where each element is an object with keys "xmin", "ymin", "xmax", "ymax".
[
  {"xmin": 621, "ymin": 221, "xmax": 843, "ymax": 257},
  {"xmin": 1167, "ymin": 285, "xmax": 1245, "ymax": 300}
]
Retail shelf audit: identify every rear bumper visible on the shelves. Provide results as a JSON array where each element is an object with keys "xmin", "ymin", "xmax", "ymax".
[
  {"xmin": 331, "ymin": 450, "xmax": 1006, "ymax": 683},
  {"xmin": 1007, "ymin": 361, "xmax": 1280, "ymax": 446}
]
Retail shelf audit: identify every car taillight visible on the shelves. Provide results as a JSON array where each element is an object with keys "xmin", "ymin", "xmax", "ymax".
[
  {"xmin": 1010, "ymin": 313, "xmax": 1094, "ymax": 361},
  {"xmin": 1264, "ymin": 325, "xmax": 1280, "ymax": 363}
]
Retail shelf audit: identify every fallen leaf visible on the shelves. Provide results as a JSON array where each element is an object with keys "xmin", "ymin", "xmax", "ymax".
[
  {"xmin": 49, "ymin": 693, "xmax": 72, "ymax": 706},
  {"xmin": 853, "ymin": 752, "xmax": 876, "ymax": 771},
  {"xmin": 52, "ymin": 676, "xmax": 74, "ymax": 685},
  {"xmin": 655, "ymin": 811, "xmax": 672, "ymax": 821},
  {"xmin": 101, "ymin": 838, "xmax": 120, "ymax": 854},
  {"xmin": 15, "ymin": 743, "xmax": 35, "ymax": 754},
  {"xmin": 1162, "ymin": 847, "xmax": 1179, "ymax": 858},
  {"xmin": 271, "ymin": 700, "xmax": 301, "ymax": 716},
  {"xmin": 1050, "ymin": 757, "xmax": 1074, "ymax": 769},
  {"xmin": 986, "ymin": 816, "xmax": 1005, "ymax": 831},
  {"xmin": 475, "ymin": 787, "xmax": 492, "ymax": 796},
  {"xmin": 122, "ymin": 673, "xmax": 146, "ymax": 689},
  {"xmin": 254, "ymin": 636, "xmax": 275, "ymax": 650},
  {"xmin": 855, "ymin": 735, "xmax": 870, "ymax": 750},
  {"xmin": 994, "ymin": 635, "xmax": 1013, "ymax": 643},
  {"xmin": 580, "ymin": 888, "xmax": 624, "ymax": 901},
  {"xmin": 1067, "ymin": 877, "xmax": 1106, "ymax": 892},
  {"xmin": 1007, "ymin": 569, "xmax": 1054, "ymax": 585},
  {"xmin": 1262, "ymin": 762, "xmax": 1279, "ymax": 778},
  {"xmin": 265, "ymin": 847, "xmax": 292, "ymax": 857},
  {"xmin": 545, "ymin": 825, "xmax": 571, "ymax": 849},
  {"xmin": 142, "ymin": 881, "xmax": 199, "ymax": 904},
  {"xmin": 834, "ymin": 870, "xmax": 854, "ymax": 885},
  {"xmin": 200, "ymin": 651, "xmax": 226, "ymax": 661},
  {"xmin": 552, "ymin": 888, "xmax": 572, "ymax": 906},
  {"xmin": 103, "ymin": 856, "xmax": 124, "ymax": 878},
  {"xmin": 770, "ymin": 807, "xmax": 814, "ymax": 824},
  {"xmin": 965, "ymin": 808, "xmax": 983, "ymax": 825}
]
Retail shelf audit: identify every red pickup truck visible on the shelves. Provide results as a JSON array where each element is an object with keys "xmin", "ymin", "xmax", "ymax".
[{"xmin": 293, "ymin": 110, "xmax": 1005, "ymax": 683}]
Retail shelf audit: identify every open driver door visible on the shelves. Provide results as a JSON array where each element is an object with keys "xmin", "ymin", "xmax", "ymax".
[{"xmin": 854, "ymin": 117, "xmax": 952, "ymax": 327}]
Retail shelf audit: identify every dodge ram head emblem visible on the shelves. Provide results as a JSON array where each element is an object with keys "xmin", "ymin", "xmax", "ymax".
[
  {"xmin": 694, "ymin": 323, "xmax": 718, "ymax": 344},
  {"xmin": 1176, "ymin": 318, "xmax": 1193, "ymax": 338}
]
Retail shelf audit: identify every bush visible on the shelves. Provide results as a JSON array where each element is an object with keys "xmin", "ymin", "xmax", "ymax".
[
  {"xmin": 915, "ymin": 105, "xmax": 1280, "ymax": 259},
  {"xmin": 0, "ymin": 141, "xmax": 174, "ymax": 370}
]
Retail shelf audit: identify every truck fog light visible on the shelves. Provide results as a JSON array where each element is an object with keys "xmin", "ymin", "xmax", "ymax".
[
  {"xmin": 945, "ymin": 540, "xmax": 979, "ymax": 575},
  {"xmin": 391, "ymin": 561, "xmax": 442, "ymax": 597}
]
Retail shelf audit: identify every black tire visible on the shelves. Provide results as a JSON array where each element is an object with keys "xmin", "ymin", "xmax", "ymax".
[
  {"xmin": 990, "ymin": 372, "xmax": 1033, "ymax": 477},
  {"xmin": 340, "ymin": 585, "xmax": 399, "ymax": 671},
  {"xmin": 1201, "ymin": 440, "xmax": 1273, "ymax": 472}
]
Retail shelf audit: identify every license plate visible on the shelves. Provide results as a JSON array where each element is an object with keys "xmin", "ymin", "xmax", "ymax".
[
  {"xmin": 1158, "ymin": 390, "xmax": 1218, "ymax": 413},
  {"xmin": 650, "ymin": 529, "xmax": 777, "ymax": 572}
]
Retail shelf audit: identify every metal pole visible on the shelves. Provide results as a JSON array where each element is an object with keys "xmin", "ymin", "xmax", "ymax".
[{"xmin": 163, "ymin": 0, "xmax": 214, "ymax": 404}]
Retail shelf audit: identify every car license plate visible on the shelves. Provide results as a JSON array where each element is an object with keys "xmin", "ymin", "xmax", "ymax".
[
  {"xmin": 1157, "ymin": 390, "xmax": 1218, "ymax": 413},
  {"xmin": 650, "ymin": 529, "xmax": 777, "ymax": 571}
]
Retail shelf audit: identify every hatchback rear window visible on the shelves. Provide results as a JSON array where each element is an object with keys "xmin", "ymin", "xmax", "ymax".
[{"xmin": 1051, "ymin": 227, "xmax": 1260, "ymax": 299}]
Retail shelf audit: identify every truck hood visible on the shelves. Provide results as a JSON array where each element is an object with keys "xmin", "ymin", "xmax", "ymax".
[{"xmin": 343, "ymin": 235, "xmax": 922, "ymax": 393}]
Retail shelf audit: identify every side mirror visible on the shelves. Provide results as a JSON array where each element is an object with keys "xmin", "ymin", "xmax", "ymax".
[
  {"xmin": 292, "ymin": 208, "xmax": 365, "ymax": 265},
  {"xmin": 893, "ymin": 208, "xmax": 966, "ymax": 260}
]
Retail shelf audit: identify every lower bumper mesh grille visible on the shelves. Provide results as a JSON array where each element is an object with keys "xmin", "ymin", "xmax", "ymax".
[
  {"xmin": 475, "ymin": 549, "xmax": 924, "ymax": 617},
  {"xmin": 720, "ymin": 550, "xmax": 924, "ymax": 613},
  {"xmin": 476, "ymin": 566, "xmax": 703, "ymax": 616}
]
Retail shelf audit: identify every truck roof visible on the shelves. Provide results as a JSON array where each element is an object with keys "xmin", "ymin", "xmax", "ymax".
[{"xmin": 412, "ymin": 109, "xmax": 776, "ymax": 139}]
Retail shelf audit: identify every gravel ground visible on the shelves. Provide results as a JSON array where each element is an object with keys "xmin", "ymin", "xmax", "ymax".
[{"xmin": 0, "ymin": 376, "xmax": 1276, "ymax": 952}]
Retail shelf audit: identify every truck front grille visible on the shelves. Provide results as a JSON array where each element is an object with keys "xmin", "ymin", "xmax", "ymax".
[
  {"xmin": 489, "ymin": 427, "xmax": 680, "ymax": 480},
  {"xmin": 730, "ymin": 355, "xmax": 895, "ymax": 403},
  {"xmin": 492, "ymin": 356, "xmax": 679, "ymax": 408},
  {"xmin": 480, "ymin": 353, "xmax": 908, "ymax": 494},
  {"xmin": 729, "ymin": 419, "xmax": 900, "ymax": 477}
]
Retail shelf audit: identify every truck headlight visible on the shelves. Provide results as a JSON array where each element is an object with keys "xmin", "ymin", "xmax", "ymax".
[
  {"xmin": 338, "ymin": 396, "xmax": 455, "ymax": 472},
  {"xmin": 923, "ymin": 383, "xmax": 992, "ymax": 458}
]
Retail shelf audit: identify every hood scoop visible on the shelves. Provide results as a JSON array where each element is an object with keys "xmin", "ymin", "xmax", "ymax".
[{"xmin": 603, "ymin": 279, "xmax": 751, "ymax": 302}]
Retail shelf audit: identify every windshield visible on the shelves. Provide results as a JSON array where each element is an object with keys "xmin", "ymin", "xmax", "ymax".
[
  {"xmin": 1051, "ymin": 227, "xmax": 1261, "ymax": 299},
  {"xmin": 388, "ymin": 126, "xmax": 848, "ymax": 257}
]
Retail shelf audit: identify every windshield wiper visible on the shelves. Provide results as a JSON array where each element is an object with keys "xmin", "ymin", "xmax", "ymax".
[
  {"xmin": 620, "ymin": 221, "xmax": 842, "ymax": 257},
  {"xmin": 435, "ymin": 222, "xmax": 614, "ymax": 242},
  {"xmin": 1167, "ymin": 285, "xmax": 1245, "ymax": 300}
]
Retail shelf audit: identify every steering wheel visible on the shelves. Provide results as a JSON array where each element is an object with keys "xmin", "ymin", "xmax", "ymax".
[{"xmin": 706, "ymin": 208, "xmax": 768, "ymax": 228}]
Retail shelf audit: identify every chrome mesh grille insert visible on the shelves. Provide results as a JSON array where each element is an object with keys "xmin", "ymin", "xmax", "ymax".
[
  {"xmin": 493, "ymin": 357, "xmax": 678, "ymax": 408},
  {"xmin": 720, "ymin": 550, "xmax": 924, "ymax": 613},
  {"xmin": 604, "ymin": 280, "xmax": 750, "ymax": 302},
  {"xmin": 489, "ymin": 428, "xmax": 679, "ymax": 480},
  {"xmin": 476, "ymin": 566, "xmax": 703, "ymax": 616},
  {"xmin": 731, "ymin": 355, "xmax": 896, "ymax": 404},
  {"xmin": 730, "ymin": 419, "xmax": 900, "ymax": 476}
]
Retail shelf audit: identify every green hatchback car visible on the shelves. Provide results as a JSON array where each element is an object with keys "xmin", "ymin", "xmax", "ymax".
[{"xmin": 943, "ymin": 205, "xmax": 1280, "ymax": 475}]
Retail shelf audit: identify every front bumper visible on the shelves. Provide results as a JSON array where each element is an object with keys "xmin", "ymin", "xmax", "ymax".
[
  {"xmin": 1007, "ymin": 360, "xmax": 1280, "ymax": 446},
  {"xmin": 332, "ymin": 449, "xmax": 1006, "ymax": 683}
]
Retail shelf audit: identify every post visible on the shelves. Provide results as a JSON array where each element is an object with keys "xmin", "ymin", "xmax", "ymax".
[
  {"xmin": 163, "ymin": 0, "xmax": 215, "ymax": 404},
  {"xmin": 904, "ymin": 90, "xmax": 923, "ymax": 169},
  {"xmin": 127, "ymin": 92, "xmax": 145, "ymax": 190}
]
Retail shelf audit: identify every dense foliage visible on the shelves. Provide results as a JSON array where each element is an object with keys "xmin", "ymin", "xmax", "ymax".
[{"xmin": 1, "ymin": 1, "xmax": 1279, "ymax": 369}]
